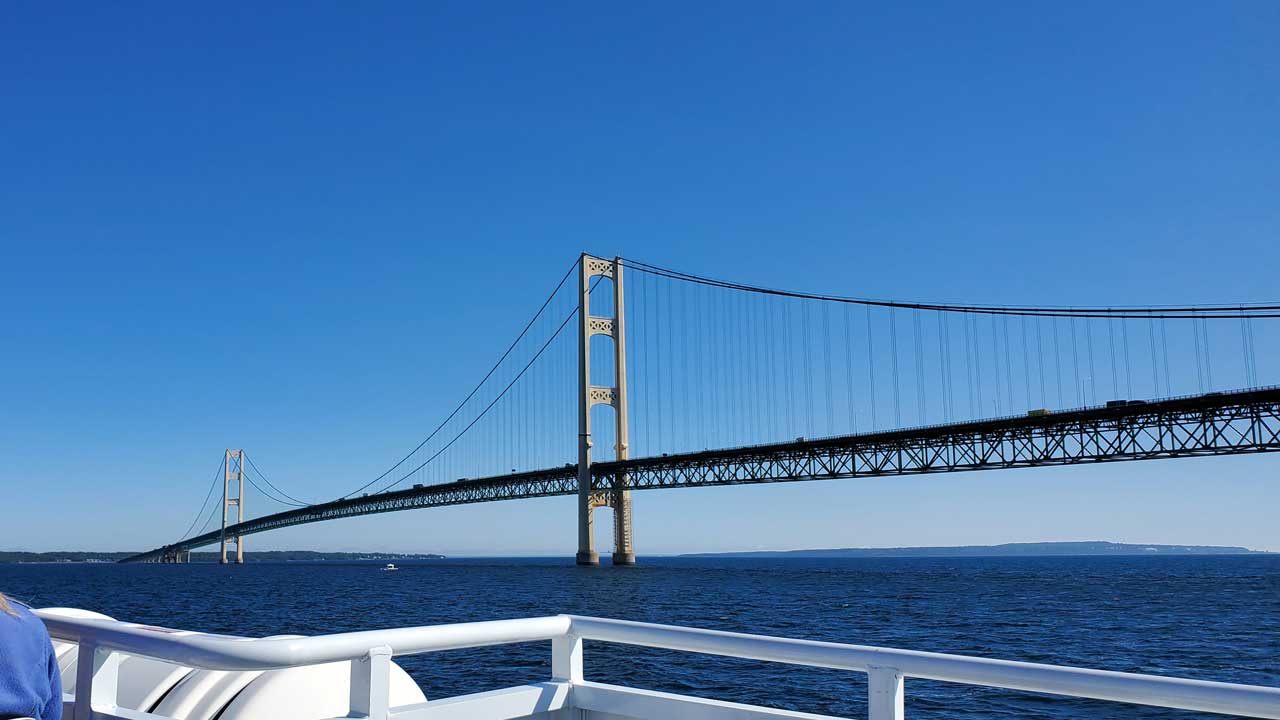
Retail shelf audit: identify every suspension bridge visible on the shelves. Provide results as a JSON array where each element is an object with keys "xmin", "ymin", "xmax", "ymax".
[{"xmin": 124, "ymin": 255, "xmax": 1280, "ymax": 564}]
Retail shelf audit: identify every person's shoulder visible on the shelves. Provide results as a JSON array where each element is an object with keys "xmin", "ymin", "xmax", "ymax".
[
  {"xmin": 2, "ymin": 600, "xmax": 47, "ymax": 633},
  {"xmin": 7, "ymin": 598, "xmax": 36, "ymax": 615}
]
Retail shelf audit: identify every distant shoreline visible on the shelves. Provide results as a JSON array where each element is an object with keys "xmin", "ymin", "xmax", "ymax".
[
  {"xmin": 680, "ymin": 541, "xmax": 1273, "ymax": 558},
  {"xmin": 0, "ymin": 550, "xmax": 446, "ymax": 564},
  {"xmin": 2, "ymin": 542, "xmax": 1273, "ymax": 564}
]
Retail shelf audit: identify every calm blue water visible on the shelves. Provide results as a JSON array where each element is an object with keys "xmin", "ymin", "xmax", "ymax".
[{"xmin": 3, "ymin": 556, "xmax": 1277, "ymax": 718}]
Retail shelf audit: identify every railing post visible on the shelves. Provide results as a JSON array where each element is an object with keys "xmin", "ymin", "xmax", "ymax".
[
  {"xmin": 72, "ymin": 643, "xmax": 120, "ymax": 720},
  {"xmin": 552, "ymin": 633, "xmax": 584, "ymax": 684},
  {"xmin": 868, "ymin": 666, "xmax": 904, "ymax": 720},
  {"xmin": 349, "ymin": 645, "xmax": 392, "ymax": 720}
]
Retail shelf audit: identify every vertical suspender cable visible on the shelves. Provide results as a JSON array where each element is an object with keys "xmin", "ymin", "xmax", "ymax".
[
  {"xmin": 890, "ymin": 307, "xmax": 902, "ymax": 427},
  {"xmin": 1244, "ymin": 313, "xmax": 1258, "ymax": 386},
  {"xmin": 990, "ymin": 314, "xmax": 1002, "ymax": 414},
  {"xmin": 1249, "ymin": 316, "xmax": 1259, "ymax": 386},
  {"xmin": 641, "ymin": 271, "xmax": 652, "ymax": 457},
  {"xmin": 682, "ymin": 281, "xmax": 694, "ymax": 450},
  {"xmin": 1193, "ymin": 314, "xmax": 1205, "ymax": 393},
  {"xmin": 973, "ymin": 314, "xmax": 984, "ymax": 416},
  {"xmin": 566, "ymin": 293, "xmax": 572, "ymax": 459},
  {"xmin": 732, "ymin": 288, "xmax": 742, "ymax": 440},
  {"xmin": 500, "ymin": 355, "xmax": 508, "ymax": 473},
  {"xmin": 1108, "ymin": 318, "xmax": 1119, "ymax": 399},
  {"xmin": 1201, "ymin": 317, "xmax": 1213, "ymax": 390},
  {"xmin": 534, "ymin": 311, "xmax": 542, "ymax": 468},
  {"xmin": 730, "ymin": 290, "xmax": 740, "ymax": 444},
  {"xmin": 1240, "ymin": 314, "xmax": 1252, "ymax": 387},
  {"xmin": 1020, "ymin": 315, "xmax": 1031, "ymax": 411},
  {"xmin": 964, "ymin": 312, "xmax": 976, "ymax": 418},
  {"xmin": 784, "ymin": 300, "xmax": 796, "ymax": 435},
  {"xmin": 914, "ymin": 310, "xmax": 927, "ymax": 424},
  {"xmin": 687, "ymin": 282, "xmax": 697, "ymax": 449},
  {"xmin": 742, "ymin": 288, "xmax": 747, "ymax": 440},
  {"xmin": 1122, "ymin": 318, "xmax": 1133, "ymax": 399},
  {"xmin": 660, "ymin": 272, "xmax": 670, "ymax": 448},
  {"xmin": 1000, "ymin": 315, "xmax": 1013, "ymax": 413},
  {"xmin": 1085, "ymin": 318, "xmax": 1097, "ymax": 404},
  {"xmin": 736, "ymin": 291, "xmax": 752, "ymax": 442},
  {"xmin": 1070, "ymin": 317, "xmax": 1082, "ymax": 406},
  {"xmin": 866, "ymin": 306, "xmax": 877, "ymax": 430},
  {"xmin": 945, "ymin": 313, "xmax": 955, "ymax": 420},
  {"xmin": 1036, "ymin": 317, "xmax": 1046, "ymax": 407},
  {"xmin": 1052, "ymin": 317, "xmax": 1064, "ymax": 408},
  {"xmin": 742, "ymin": 291, "xmax": 752, "ymax": 443},
  {"xmin": 845, "ymin": 303, "xmax": 857, "ymax": 432},
  {"xmin": 942, "ymin": 310, "xmax": 952, "ymax": 417},
  {"xmin": 747, "ymin": 292, "xmax": 757, "ymax": 443},
  {"xmin": 766, "ymin": 294, "xmax": 779, "ymax": 440},
  {"xmin": 719, "ymin": 287, "xmax": 731, "ymax": 447},
  {"xmin": 711, "ymin": 285, "xmax": 721, "ymax": 447},
  {"xmin": 823, "ymin": 303, "xmax": 835, "ymax": 434},
  {"xmin": 513, "ymin": 338, "xmax": 520, "ymax": 469},
  {"xmin": 1160, "ymin": 317, "xmax": 1172, "ymax": 397},
  {"xmin": 711, "ymin": 287, "xmax": 720, "ymax": 446},
  {"xmin": 803, "ymin": 300, "xmax": 815, "ymax": 435},
  {"xmin": 1148, "ymin": 314, "xmax": 1160, "ymax": 398}
]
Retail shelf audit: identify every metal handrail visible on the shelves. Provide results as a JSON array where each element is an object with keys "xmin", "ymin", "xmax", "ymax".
[
  {"xmin": 568, "ymin": 616, "xmax": 1280, "ymax": 719},
  {"xmin": 38, "ymin": 610, "xmax": 568, "ymax": 671},
  {"xmin": 37, "ymin": 610, "xmax": 1280, "ymax": 720}
]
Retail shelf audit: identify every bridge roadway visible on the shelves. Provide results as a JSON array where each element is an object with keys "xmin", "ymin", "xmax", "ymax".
[{"xmin": 124, "ymin": 387, "xmax": 1280, "ymax": 563}]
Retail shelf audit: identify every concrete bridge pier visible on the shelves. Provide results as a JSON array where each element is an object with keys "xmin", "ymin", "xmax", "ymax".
[
  {"xmin": 576, "ymin": 254, "xmax": 636, "ymax": 566},
  {"xmin": 611, "ymin": 487, "xmax": 635, "ymax": 566},
  {"xmin": 159, "ymin": 546, "xmax": 192, "ymax": 564},
  {"xmin": 577, "ymin": 485, "xmax": 635, "ymax": 566}
]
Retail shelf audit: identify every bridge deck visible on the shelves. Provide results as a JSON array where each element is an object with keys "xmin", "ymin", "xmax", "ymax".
[{"xmin": 123, "ymin": 387, "xmax": 1280, "ymax": 563}]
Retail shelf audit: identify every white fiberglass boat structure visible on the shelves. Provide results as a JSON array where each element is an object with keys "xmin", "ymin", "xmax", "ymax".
[{"xmin": 36, "ymin": 607, "xmax": 1280, "ymax": 720}]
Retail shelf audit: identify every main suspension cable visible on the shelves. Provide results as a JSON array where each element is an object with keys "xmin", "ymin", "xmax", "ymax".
[
  {"xmin": 176, "ymin": 455, "xmax": 227, "ymax": 542},
  {"xmin": 365, "ymin": 275, "xmax": 602, "ymax": 496},
  {"xmin": 339, "ymin": 258, "xmax": 580, "ymax": 499},
  {"xmin": 244, "ymin": 453, "xmax": 311, "ymax": 506},
  {"xmin": 620, "ymin": 258, "xmax": 1280, "ymax": 319}
]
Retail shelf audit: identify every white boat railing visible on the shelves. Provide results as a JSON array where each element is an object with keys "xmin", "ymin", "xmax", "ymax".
[{"xmin": 37, "ymin": 610, "xmax": 1280, "ymax": 720}]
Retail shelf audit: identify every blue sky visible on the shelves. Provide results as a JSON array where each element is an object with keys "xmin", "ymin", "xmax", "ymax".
[{"xmin": 2, "ymin": 2, "xmax": 1278, "ymax": 554}]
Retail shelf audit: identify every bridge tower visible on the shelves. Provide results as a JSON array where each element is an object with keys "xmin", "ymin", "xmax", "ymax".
[
  {"xmin": 220, "ymin": 449, "xmax": 246, "ymax": 564},
  {"xmin": 576, "ymin": 254, "xmax": 635, "ymax": 566}
]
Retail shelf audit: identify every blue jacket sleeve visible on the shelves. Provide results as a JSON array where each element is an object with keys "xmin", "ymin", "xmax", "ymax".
[{"xmin": 43, "ymin": 635, "xmax": 63, "ymax": 720}]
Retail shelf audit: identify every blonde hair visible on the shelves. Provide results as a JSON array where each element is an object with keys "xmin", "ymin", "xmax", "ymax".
[{"xmin": 0, "ymin": 592, "xmax": 16, "ymax": 616}]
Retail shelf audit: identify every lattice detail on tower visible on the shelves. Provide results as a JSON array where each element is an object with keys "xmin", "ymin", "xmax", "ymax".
[
  {"xmin": 584, "ymin": 257, "xmax": 614, "ymax": 278},
  {"xmin": 588, "ymin": 386, "xmax": 617, "ymax": 407},
  {"xmin": 588, "ymin": 317, "xmax": 616, "ymax": 337}
]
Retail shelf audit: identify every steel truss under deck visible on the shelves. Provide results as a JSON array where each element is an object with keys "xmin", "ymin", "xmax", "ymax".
[{"xmin": 127, "ymin": 387, "xmax": 1280, "ymax": 563}]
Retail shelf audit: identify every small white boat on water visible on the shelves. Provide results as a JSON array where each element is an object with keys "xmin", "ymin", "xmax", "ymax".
[{"xmin": 381, "ymin": 563, "xmax": 399, "ymax": 571}]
